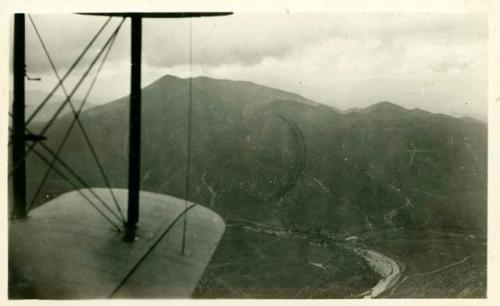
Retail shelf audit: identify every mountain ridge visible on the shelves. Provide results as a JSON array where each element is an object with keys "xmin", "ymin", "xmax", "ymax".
[
  {"xmin": 25, "ymin": 74, "xmax": 487, "ymax": 235},
  {"xmin": 25, "ymin": 75, "xmax": 485, "ymax": 125},
  {"xmin": 109, "ymin": 75, "xmax": 487, "ymax": 124}
]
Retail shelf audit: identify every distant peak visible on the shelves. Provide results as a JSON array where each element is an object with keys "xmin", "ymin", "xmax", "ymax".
[
  {"xmin": 152, "ymin": 74, "xmax": 234, "ymax": 85},
  {"xmin": 363, "ymin": 101, "xmax": 407, "ymax": 112},
  {"xmin": 145, "ymin": 74, "xmax": 187, "ymax": 89},
  {"xmin": 460, "ymin": 115, "xmax": 486, "ymax": 124},
  {"xmin": 158, "ymin": 74, "xmax": 183, "ymax": 81}
]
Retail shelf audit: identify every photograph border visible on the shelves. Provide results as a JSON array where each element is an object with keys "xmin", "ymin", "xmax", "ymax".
[{"xmin": 0, "ymin": 0, "xmax": 497, "ymax": 305}]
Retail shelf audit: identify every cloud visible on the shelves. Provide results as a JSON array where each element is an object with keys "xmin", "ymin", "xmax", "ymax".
[
  {"xmin": 20, "ymin": 12, "xmax": 488, "ymax": 119},
  {"xmin": 142, "ymin": 13, "xmax": 487, "ymax": 68},
  {"xmin": 25, "ymin": 15, "xmax": 129, "ymax": 75},
  {"xmin": 24, "ymin": 13, "xmax": 487, "ymax": 72}
]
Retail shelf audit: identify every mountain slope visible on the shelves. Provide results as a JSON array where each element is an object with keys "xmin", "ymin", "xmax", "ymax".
[
  {"xmin": 20, "ymin": 75, "xmax": 487, "ymax": 298},
  {"xmin": 25, "ymin": 75, "xmax": 487, "ymax": 234}
]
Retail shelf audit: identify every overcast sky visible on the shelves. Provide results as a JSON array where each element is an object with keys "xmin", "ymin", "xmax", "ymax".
[{"xmin": 20, "ymin": 12, "xmax": 487, "ymax": 120}]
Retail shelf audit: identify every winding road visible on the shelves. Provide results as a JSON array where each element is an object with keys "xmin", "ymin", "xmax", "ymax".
[
  {"xmin": 228, "ymin": 220, "xmax": 402, "ymax": 298},
  {"xmin": 352, "ymin": 247, "xmax": 401, "ymax": 298}
]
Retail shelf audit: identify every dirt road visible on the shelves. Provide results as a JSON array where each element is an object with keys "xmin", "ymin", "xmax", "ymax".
[{"xmin": 352, "ymin": 247, "xmax": 401, "ymax": 298}]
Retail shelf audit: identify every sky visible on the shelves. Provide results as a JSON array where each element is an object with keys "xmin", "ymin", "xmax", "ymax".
[{"xmin": 19, "ymin": 12, "xmax": 488, "ymax": 120}]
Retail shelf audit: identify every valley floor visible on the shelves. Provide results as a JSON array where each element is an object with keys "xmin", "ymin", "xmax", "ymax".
[
  {"xmin": 360, "ymin": 229, "xmax": 486, "ymax": 298},
  {"xmin": 193, "ymin": 224, "xmax": 378, "ymax": 298},
  {"xmin": 194, "ymin": 224, "xmax": 486, "ymax": 299}
]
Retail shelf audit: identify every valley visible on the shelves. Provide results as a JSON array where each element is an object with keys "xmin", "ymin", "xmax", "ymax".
[{"xmin": 193, "ymin": 220, "xmax": 485, "ymax": 298}]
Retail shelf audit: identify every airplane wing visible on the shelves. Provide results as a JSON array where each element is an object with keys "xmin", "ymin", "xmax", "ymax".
[{"xmin": 9, "ymin": 188, "xmax": 225, "ymax": 299}]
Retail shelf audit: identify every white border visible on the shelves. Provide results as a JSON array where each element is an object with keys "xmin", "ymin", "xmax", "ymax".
[{"xmin": 0, "ymin": 0, "xmax": 497, "ymax": 305}]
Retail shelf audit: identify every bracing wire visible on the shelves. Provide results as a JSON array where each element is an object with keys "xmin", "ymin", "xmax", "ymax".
[
  {"xmin": 181, "ymin": 19, "xmax": 193, "ymax": 255},
  {"xmin": 35, "ymin": 137, "xmax": 125, "ymax": 224},
  {"xmin": 10, "ymin": 18, "xmax": 126, "ymax": 176},
  {"xmin": 26, "ymin": 16, "xmax": 125, "ymax": 221},
  {"xmin": 9, "ymin": 122, "xmax": 124, "ymax": 224},
  {"xmin": 30, "ymin": 145, "xmax": 122, "ymax": 231},
  {"xmin": 6, "ymin": 16, "xmax": 111, "ymax": 148},
  {"xmin": 8, "ymin": 124, "xmax": 122, "ymax": 230},
  {"xmin": 24, "ymin": 17, "xmax": 112, "ymax": 127}
]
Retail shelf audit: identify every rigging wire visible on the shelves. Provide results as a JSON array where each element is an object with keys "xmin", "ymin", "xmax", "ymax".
[
  {"xmin": 9, "ymin": 122, "xmax": 124, "ymax": 224},
  {"xmin": 10, "ymin": 18, "xmax": 126, "ymax": 176},
  {"xmin": 24, "ymin": 17, "xmax": 112, "ymax": 127},
  {"xmin": 7, "ymin": 16, "xmax": 110, "ymax": 148},
  {"xmin": 181, "ymin": 19, "xmax": 193, "ymax": 255},
  {"xmin": 9, "ymin": 123, "xmax": 122, "ymax": 229},
  {"xmin": 35, "ymin": 137, "xmax": 125, "ymax": 224},
  {"xmin": 29, "ymin": 145, "xmax": 122, "ymax": 231},
  {"xmin": 26, "ymin": 15, "xmax": 125, "ymax": 221}
]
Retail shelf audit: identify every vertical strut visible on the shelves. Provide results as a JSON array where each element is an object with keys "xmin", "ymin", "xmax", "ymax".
[
  {"xmin": 124, "ymin": 14, "xmax": 142, "ymax": 241},
  {"xmin": 12, "ymin": 14, "xmax": 26, "ymax": 219}
]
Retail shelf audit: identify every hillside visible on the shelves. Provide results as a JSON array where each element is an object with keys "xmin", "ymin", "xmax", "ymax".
[
  {"xmin": 25, "ymin": 75, "xmax": 486, "ymax": 232},
  {"xmin": 22, "ymin": 75, "xmax": 487, "ymax": 297}
]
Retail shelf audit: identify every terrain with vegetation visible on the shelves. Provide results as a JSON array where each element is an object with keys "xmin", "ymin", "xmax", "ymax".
[{"xmin": 20, "ymin": 75, "xmax": 487, "ymax": 298}]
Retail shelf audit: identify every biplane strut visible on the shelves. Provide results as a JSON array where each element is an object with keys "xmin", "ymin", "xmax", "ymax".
[{"xmin": 9, "ymin": 12, "xmax": 231, "ymax": 299}]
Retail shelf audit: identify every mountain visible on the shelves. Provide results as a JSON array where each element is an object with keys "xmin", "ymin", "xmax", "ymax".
[
  {"xmin": 25, "ymin": 75, "xmax": 487, "ymax": 233},
  {"xmin": 20, "ymin": 75, "xmax": 487, "ymax": 297}
]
